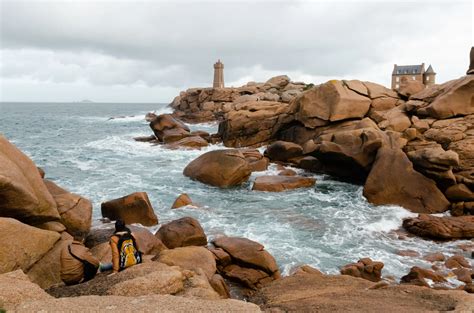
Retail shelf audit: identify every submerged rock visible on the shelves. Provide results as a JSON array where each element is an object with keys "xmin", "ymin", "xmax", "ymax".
[
  {"xmin": 252, "ymin": 175, "xmax": 315, "ymax": 192},
  {"xmin": 340, "ymin": 258, "xmax": 384, "ymax": 282},
  {"xmin": 402, "ymin": 214, "xmax": 474, "ymax": 240},
  {"xmin": 400, "ymin": 266, "xmax": 446, "ymax": 287},
  {"xmin": 171, "ymin": 193, "xmax": 193, "ymax": 209}
]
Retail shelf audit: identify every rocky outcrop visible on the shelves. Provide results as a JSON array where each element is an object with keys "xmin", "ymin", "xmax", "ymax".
[
  {"xmin": 101, "ymin": 192, "xmax": 158, "ymax": 226},
  {"xmin": 205, "ymin": 73, "xmax": 472, "ymax": 214},
  {"xmin": 252, "ymin": 175, "xmax": 315, "ymax": 192},
  {"xmin": 183, "ymin": 149, "xmax": 251, "ymax": 188},
  {"xmin": 402, "ymin": 214, "xmax": 474, "ymax": 240},
  {"xmin": 171, "ymin": 75, "xmax": 306, "ymax": 123},
  {"xmin": 340, "ymin": 258, "xmax": 384, "ymax": 282},
  {"xmin": 44, "ymin": 180, "xmax": 92, "ymax": 235},
  {"xmin": 0, "ymin": 135, "xmax": 59, "ymax": 225},
  {"xmin": 0, "ymin": 217, "xmax": 60, "ymax": 274},
  {"xmin": 155, "ymin": 217, "xmax": 207, "ymax": 249}
]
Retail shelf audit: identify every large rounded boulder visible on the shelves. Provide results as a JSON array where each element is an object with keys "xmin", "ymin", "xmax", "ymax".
[
  {"xmin": 155, "ymin": 217, "xmax": 207, "ymax": 249},
  {"xmin": 44, "ymin": 180, "xmax": 92, "ymax": 235},
  {"xmin": 101, "ymin": 192, "xmax": 158, "ymax": 226},
  {"xmin": 0, "ymin": 217, "xmax": 60, "ymax": 274},
  {"xmin": 0, "ymin": 136, "xmax": 59, "ymax": 225},
  {"xmin": 183, "ymin": 149, "xmax": 251, "ymax": 188},
  {"xmin": 363, "ymin": 147, "xmax": 450, "ymax": 213}
]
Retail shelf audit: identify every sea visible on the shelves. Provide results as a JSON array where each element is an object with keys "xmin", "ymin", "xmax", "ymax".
[{"xmin": 1, "ymin": 102, "xmax": 471, "ymax": 284}]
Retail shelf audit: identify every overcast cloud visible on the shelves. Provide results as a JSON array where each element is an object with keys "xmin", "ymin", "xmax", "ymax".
[{"xmin": 0, "ymin": 0, "xmax": 472, "ymax": 102}]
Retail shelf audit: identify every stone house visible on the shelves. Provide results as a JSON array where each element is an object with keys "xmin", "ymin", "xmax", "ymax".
[{"xmin": 391, "ymin": 63, "xmax": 435, "ymax": 90}]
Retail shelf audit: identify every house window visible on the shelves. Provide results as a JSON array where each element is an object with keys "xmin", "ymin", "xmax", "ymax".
[
  {"xmin": 396, "ymin": 77, "xmax": 399, "ymax": 82},
  {"xmin": 395, "ymin": 84, "xmax": 399, "ymax": 89},
  {"xmin": 426, "ymin": 76, "xmax": 430, "ymax": 81},
  {"xmin": 412, "ymin": 76, "xmax": 416, "ymax": 80}
]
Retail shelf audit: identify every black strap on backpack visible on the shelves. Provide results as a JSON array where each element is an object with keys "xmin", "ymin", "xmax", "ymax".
[{"xmin": 68, "ymin": 244, "xmax": 98, "ymax": 282}]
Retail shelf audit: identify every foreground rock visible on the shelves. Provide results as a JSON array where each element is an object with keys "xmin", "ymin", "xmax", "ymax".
[
  {"xmin": 44, "ymin": 180, "xmax": 92, "ymax": 234},
  {"xmin": 101, "ymin": 192, "xmax": 158, "ymax": 226},
  {"xmin": 0, "ymin": 218, "xmax": 60, "ymax": 274},
  {"xmin": 155, "ymin": 217, "xmax": 207, "ymax": 249},
  {"xmin": 16, "ymin": 294, "xmax": 261, "ymax": 313},
  {"xmin": 0, "ymin": 135, "xmax": 59, "ymax": 225},
  {"xmin": 402, "ymin": 214, "xmax": 474, "ymax": 240},
  {"xmin": 252, "ymin": 175, "xmax": 315, "ymax": 192},
  {"xmin": 183, "ymin": 149, "xmax": 251, "ymax": 188},
  {"xmin": 47, "ymin": 262, "xmax": 218, "ymax": 299},
  {"xmin": 0, "ymin": 270, "xmax": 53, "ymax": 311},
  {"xmin": 250, "ymin": 270, "xmax": 474, "ymax": 312},
  {"xmin": 340, "ymin": 258, "xmax": 384, "ymax": 282},
  {"xmin": 154, "ymin": 246, "xmax": 217, "ymax": 280}
]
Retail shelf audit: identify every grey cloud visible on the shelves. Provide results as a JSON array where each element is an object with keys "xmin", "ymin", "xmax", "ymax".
[{"xmin": 0, "ymin": 0, "xmax": 472, "ymax": 101}]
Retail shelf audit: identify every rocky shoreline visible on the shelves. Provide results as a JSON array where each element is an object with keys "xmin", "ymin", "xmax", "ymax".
[{"xmin": 1, "ymin": 62, "xmax": 473, "ymax": 311}]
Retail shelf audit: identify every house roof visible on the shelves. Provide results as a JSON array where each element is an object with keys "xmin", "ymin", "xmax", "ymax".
[
  {"xmin": 393, "ymin": 64, "xmax": 424, "ymax": 75},
  {"xmin": 425, "ymin": 64, "xmax": 435, "ymax": 74}
]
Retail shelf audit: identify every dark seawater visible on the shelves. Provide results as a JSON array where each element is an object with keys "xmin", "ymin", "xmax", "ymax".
[{"xmin": 0, "ymin": 102, "xmax": 470, "ymax": 283}]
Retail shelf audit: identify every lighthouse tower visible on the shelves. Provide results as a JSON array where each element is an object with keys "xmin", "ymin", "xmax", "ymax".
[{"xmin": 213, "ymin": 60, "xmax": 224, "ymax": 88}]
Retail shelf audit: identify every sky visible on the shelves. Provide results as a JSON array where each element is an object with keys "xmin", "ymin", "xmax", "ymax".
[{"xmin": 0, "ymin": 0, "xmax": 472, "ymax": 103}]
